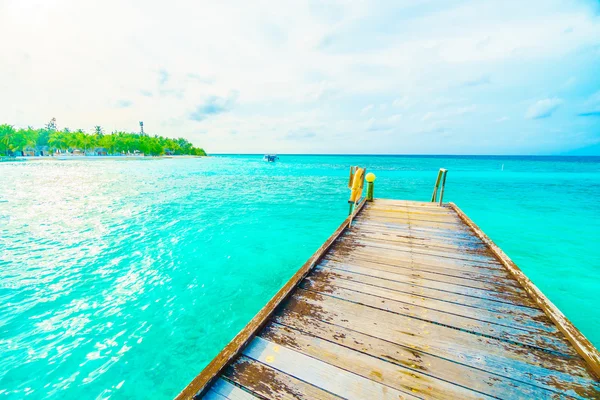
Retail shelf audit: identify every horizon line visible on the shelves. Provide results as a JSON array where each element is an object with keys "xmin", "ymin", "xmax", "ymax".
[{"xmin": 208, "ymin": 153, "xmax": 600, "ymax": 157}]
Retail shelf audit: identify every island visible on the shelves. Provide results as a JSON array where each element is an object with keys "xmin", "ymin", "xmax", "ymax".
[{"xmin": 0, "ymin": 118, "xmax": 206, "ymax": 157}]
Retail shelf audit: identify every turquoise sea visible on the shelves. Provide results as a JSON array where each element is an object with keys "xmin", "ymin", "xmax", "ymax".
[{"xmin": 1, "ymin": 155, "xmax": 599, "ymax": 399}]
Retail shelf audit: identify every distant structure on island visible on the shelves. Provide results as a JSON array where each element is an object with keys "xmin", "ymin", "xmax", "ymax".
[{"xmin": 139, "ymin": 121, "xmax": 146, "ymax": 136}]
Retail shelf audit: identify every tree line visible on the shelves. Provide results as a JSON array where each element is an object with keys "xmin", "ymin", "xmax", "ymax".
[{"xmin": 0, "ymin": 119, "xmax": 207, "ymax": 156}]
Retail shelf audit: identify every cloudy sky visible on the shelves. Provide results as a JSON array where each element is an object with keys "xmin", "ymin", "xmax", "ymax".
[{"xmin": 1, "ymin": 0, "xmax": 600, "ymax": 154}]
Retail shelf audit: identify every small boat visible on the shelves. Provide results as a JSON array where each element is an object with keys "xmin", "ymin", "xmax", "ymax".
[{"xmin": 263, "ymin": 154, "xmax": 279, "ymax": 162}]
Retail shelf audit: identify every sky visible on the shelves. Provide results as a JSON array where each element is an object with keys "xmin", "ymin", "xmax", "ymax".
[{"xmin": 1, "ymin": 0, "xmax": 600, "ymax": 155}]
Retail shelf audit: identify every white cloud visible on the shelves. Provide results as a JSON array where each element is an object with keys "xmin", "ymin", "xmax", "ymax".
[
  {"xmin": 360, "ymin": 105, "xmax": 374, "ymax": 115},
  {"xmin": 0, "ymin": 0, "xmax": 599, "ymax": 153},
  {"xmin": 578, "ymin": 90, "xmax": 600, "ymax": 117},
  {"xmin": 525, "ymin": 98, "xmax": 563, "ymax": 119}
]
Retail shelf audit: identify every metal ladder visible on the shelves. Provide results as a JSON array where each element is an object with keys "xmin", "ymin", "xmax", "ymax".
[{"xmin": 431, "ymin": 168, "xmax": 448, "ymax": 205}]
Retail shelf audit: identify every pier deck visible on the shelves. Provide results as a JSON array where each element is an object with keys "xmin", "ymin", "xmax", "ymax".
[{"xmin": 179, "ymin": 199, "xmax": 600, "ymax": 399}]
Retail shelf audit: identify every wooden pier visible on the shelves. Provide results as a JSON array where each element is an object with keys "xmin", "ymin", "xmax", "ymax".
[{"xmin": 177, "ymin": 172, "xmax": 600, "ymax": 399}]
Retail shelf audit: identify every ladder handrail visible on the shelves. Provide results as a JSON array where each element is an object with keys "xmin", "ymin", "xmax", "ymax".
[{"xmin": 431, "ymin": 168, "xmax": 448, "ymax": 205}]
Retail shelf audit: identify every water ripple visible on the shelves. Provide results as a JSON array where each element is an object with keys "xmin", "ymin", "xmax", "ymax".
[{"xmin": 0, "ymin": 156, "xmax": 599, "ymax": 399}]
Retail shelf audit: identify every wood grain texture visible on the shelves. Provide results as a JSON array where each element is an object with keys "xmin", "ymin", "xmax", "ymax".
[
  {"xmin": 224, "ymin": 356, "xmax": 343, "ymax": 400},
  {"xmin": 450, "ymin": 202, "xmax": 600, "ymax": 380},
  {"xmin": 210, "ymin": 379, "xmax": 258, "ymax": 400},
  {"xmin": 185, "ymin": 198, "xmax": 599, "ymax": 400}
]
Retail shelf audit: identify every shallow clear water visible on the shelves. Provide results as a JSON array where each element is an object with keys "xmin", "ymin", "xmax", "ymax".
[{"xmin": 1, "ymin": 155, "xmax": 599, "ymax": 399}]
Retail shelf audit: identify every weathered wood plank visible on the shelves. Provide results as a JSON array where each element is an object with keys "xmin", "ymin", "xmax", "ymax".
[
  {"xmin": 450, "ymin": 202, "xmax": 600, "ymax": 380},
  {"xmin": 203, "ymin": 390, "xmax": 228, "ymax": 400},
  {"xmin": 184, "ymin": 198, "xmax": 600, "ymax": 400},
  {"xmin": 345, "ymin": 228, "xmax": 489, "ymax": 252},
  {"xmin": 271, "ymin": 313, "xmax": 578, "ymax": 399},
  {"xmin": 333, "ymin": 244, "xmax": 503, "ymax": 272},
  {"xmin": 362, "ymin": 210, "xmax": 464, "ymax": 225},
  {"xmin": 342, "ymin": 230, "xmax": 492, "ymax": 256},
  {"xmin": 282, "ymin": 291, "xmax": 600, "ymax": 397},
  {"xmin": 352, "ymin": 220, "xmax": 481, "ymax": 242},
  {"xmin": 373, "ymin": 199, "xmax": 447, "ymax": 207},
  {"xmin": 367, "ymin": 205, "xmax": 457, "ymax": 216},
  {"xmin": 372, "ymin": 199, "xmax": 451, "ymax": 210},
  {"xmin": 325, "ymin": 252, "xmax": 519, "ymax": 286},
  {"xmin": 366, "ymin": 210, "xmax": 458, "ymax": 221},
  {"xmin": 337, "ymin": 235, "xmax": 501, "ymax": 266},
  {"xmin": 319, "ymin": 262, "xmax": 539, "ymax": 307},
  {"xmin": 313, "ymin": 265, "xmax": 545, "ymax": 318},
  {"xmin": 362, "ymin": 210, "xmax": 462, "ymax": 223},
  {"xmin": 304, "ymin": 270, "xmax": 560, "ymax": 334},
  {"xmin": 260, "ymin": 321, "xmax": 493, "ymax": 399},
  {"xmin": 224, "ymin": 356, "xmax": 343, "ymax": 400},
  {"xmin": 334, "ymin": 246, "xmax": 508, "ymax": 276},
  {"xmin": 325, "ymin": 252, "xmax": 511, "ymax": 280},
  {"xmin": 358, "ymin": 216, "xmax": 468, "ymax": 231},
  {"xmin": 300, "ymin": 276, "xmax": 576, "ymax": 355},
  {"xmin": 321, "ymin": 257, "xmax": 520, "ymax": 293},
  {"xmin": 242, "ymin": 337, "xmax": 420, "ymax": 400},
  {"xmin": 209, "ymin": 379, "xmax": 259, "ymax": 400}
]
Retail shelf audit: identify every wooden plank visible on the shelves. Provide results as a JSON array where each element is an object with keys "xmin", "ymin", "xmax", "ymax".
[
  {"xmin": 304, "ymin": 270, "xmax": 560, "ymax": 334},
  {"xmin": 184, "ymin": 197, "xmax": 600, "ymax": 400},
  {"xmin": 353, "ymin": 220, "xmax": 480, "ymax": 242},
  {"xmin": 319, "ymin": 262, "xmax": 539, "ymax": 307},
  {"xmin": 224, "ymin": 356, "xmax": 343, "ymax": 400},
  {"xmin": 345, "ymin": 228, "xmax": 489, "ymax": 252},
  {"xmin": 344, "ymin": 228, "xmax": 489, "ymax": 253},
  {"xmin": 334, "ymin": 242, "xmax": 501, "ymax": 268},
  {"xmin": 209, "ymin": 379, "xmax": 258, "ymax": 400},
  {"xmin": 299, "ymin": 277, "xmax": 576, "ymax": 355},
  {"xmin": 203, "ymin": 390, "xmax": 228, "ymax": 400},
  {"xmin": 325, "ymin": 252, "xmax": 518, "ymax": 286},
  {"xmin": 353, "ymin": 217, "xmax": 476, "ymax": 234},
  {"xmin": 175, "ymin": 198, "xmax": 368, "ymax": 399},
  {"xmin": 323, "ymin": 256, "xmax": 511, "ymax": 292},
  {"xmin": 450, "ymin": 202, "xmax": 600, "ymax": 379},
  {"xmin": 366, "ymin": 210, "xmax": 457, "ymax": 220},
  {"xmin": 282, "ymin": 291, "xmax": 600, "ymax": 397},
  {"xmin": 373, "ymin": 198, "xmax": 445, "ymax": 206},
  {"xmin": 321, "ymin": 257, "xmax": 520, "ymax": 292},
  {"xmin": 367, "ymin": 202, "xmax": 456, "ymax": 213},
  {"xmin": 368, "ymin": 209, "xmax": 457, "ymax": 219},
  {"xmin": 325, "ymin": 251, "xmax": 511, "ymax": 279},
  {"xmin": 368, "ymin": 201, "xmax": 456, "ymax": 211},
  {"xmin": 242, "ymin": 337, "xmax": 420, "ymax": 400},
  {"xmin": 363, "ymin": 209, "xmax": 462, "ymax": 222},
  {"xmin": 313, "ymin": 265, "xmax": 545, "ymax": 318},
  {"xmin": 358, "ymin": 215, "xmax": 469, "ymax": 231},
  {"xmin": 271, "ymin": 313, "xmax": 575, "ymax": 399},
  {"xmin": 335, "ymin": 247, "xmax": 507, "ymax": 275},
  {"xmin": 260, "ymin": 321, "xmax": 493, "ymax": 399},
  {"xmin": 337, "ymin": 235, "xmax": 500, "ymax": 264},
  {"xmin": 373, "ymin": 199, "xmax": 448, "ymax": 209},
  {"xmin": 363, "ymin": 210, "xmax": 463, "ymax": 224}
]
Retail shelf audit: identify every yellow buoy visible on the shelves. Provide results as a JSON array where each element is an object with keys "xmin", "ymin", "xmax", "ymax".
[{"xmin": 348, "ymin": 167, "xmax": 365, "ymax": 203}]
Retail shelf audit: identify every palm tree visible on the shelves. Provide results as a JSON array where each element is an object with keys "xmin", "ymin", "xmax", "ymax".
[
  {"xmin": 49, "ymin": 131, "xmax": 68, "ymax": 153},
  {"xmin": 0, "ymin": 124, "xmax": 16, "ymax": 155}
]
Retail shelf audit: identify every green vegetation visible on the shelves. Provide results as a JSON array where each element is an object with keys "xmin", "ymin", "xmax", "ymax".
[{"xmin": 0, "ymin": 118, "xmax": 207, "ymax": 156}]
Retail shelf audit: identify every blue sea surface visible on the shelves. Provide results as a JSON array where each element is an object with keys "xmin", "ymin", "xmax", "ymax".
[{"xmin": 0, "ymin": 155, "xmax": 599, "ymax": 399}]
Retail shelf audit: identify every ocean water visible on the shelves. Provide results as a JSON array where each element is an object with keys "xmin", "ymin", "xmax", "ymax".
[{"xmin": 0, "ymin": 155, "xmax": 599, "ymax": 399}]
